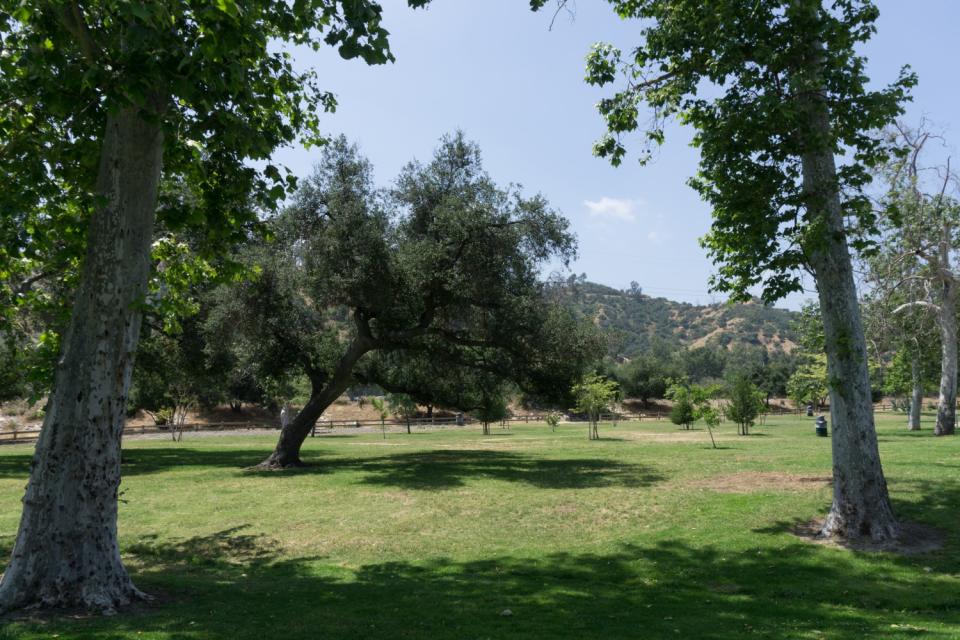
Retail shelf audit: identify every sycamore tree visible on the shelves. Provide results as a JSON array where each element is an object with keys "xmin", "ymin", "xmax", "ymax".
[
  {"xmin": 861, "ymin": 275, "xmax": 939, "ymax": 431},
  {"xmin": 870, "ymin": 124, "xmax": 960, "ymax": 435},
  {"xmin": 542, "ymin": 0, "xmax": 914, "ymax": 541},
  {"xmin": 0, "ymin": 0, "xmax": 432, "ymax": 614},
  {"xmin": 211, "ymin": 134, "xmax": 603, "ymax": 467}
]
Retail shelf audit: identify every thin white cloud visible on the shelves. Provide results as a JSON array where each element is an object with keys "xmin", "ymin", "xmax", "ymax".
[
  {"xmin": 583, "ymin": 197, "xmax": 639, "ymax": 222},
  {"xmin": 647, "ymin": 230, "xmax": 669, "ymax": 244}
]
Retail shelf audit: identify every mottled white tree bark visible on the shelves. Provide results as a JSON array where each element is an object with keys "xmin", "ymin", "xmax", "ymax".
[
  {"xmin": 800, "ymin": 106, "xmax": 898, "ymax": 541},
  {"xmin": 935, "ymin": 281, "xmax": 957, "ymax": 435},
  {"xmin": 0, "ymin": 107, "xmax": 163, "ymax": 613},
  {"xmin": 909, "ymin": 357, "xmax": 923, "ymax": 431}
]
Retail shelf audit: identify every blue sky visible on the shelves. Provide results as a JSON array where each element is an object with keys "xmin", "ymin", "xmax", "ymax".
[{"xmin": 272, "ymin": 0, "xmax": 960, "ymax": 310}]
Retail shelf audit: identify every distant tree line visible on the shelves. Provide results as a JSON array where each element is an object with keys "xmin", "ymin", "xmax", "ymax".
[{"xmin": 602, "ymin": 340, "xmax": 797, "ymax": 408}]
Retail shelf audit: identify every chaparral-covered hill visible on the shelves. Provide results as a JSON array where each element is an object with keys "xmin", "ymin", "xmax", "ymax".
[{"xmin": 549, "ymin": 280, "xmax": 799, "ymax": 359}]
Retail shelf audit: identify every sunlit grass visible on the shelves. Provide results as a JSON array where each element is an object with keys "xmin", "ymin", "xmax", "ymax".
[{"xmin": 1, "ymin": 412, "xmax": 958, "ymax": 639}]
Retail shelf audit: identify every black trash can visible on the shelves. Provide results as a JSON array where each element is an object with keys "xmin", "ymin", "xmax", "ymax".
[{"xmin": 815, "ymin": 415, "xmax": 828, "ymax": 437}]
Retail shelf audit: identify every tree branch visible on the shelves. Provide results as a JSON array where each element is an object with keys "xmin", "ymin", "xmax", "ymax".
[
  {"xmin": 50, "ymin": 2, "xmax": 102, "ymax": 63},
  {"xmin": 893, "ymin": 300, "xmax": 940, "ymax": 315}
]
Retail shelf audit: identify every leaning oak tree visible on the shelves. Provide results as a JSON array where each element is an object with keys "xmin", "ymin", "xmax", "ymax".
[
  {"xmin": 211, "ymin": 134, "xmax": 602, "ymax": 468},
  {"xmin": 551, "ymin": 0, "xmax": 915, "ymax": 540},
  {"xmin": 0, "ymin": 0, "xmax": 429, "ymax": 614}
]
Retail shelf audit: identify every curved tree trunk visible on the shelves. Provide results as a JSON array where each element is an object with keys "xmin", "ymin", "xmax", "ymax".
[
  {"xmin": 801, "ymin": 118, "xmax": 898, "ymax": 541},
  {"xmin": 258, "ymin": 338, "xmax": 372, "ymax": 468},
  {"xmin": 909, "ymin": 356, "xmax": 923, "ymax": 431},
  {"xmin": 935, "ymin": 281, "xmax": 957, "ymax": 436},
  {"xmin": 0, "ymin": 107, "xmax": 164, "ymax": 613}
]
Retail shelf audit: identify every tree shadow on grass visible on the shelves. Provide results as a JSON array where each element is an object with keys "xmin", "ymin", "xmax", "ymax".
[
  {"xmin": 0, "ymin": 448, "xmax": 666, "ymax": 491},
  {"xmin": 751, "ymin": 477, "xmax": 960, "ymax": 567},
  {"xmin": 876, "ymin": 429, "xmax": 941, "ymax": 441},
  {"xmin": 347, "ymin": 449, "xmax": 665, "ymax": 490},
  {"xmin": 0, "ymin": 447, "xmax": 285, "ymax": 480},
  {"xmin": 0, "ymin": 450, "xmax": 32, "ymax": 479},
  {"xmin": 889, "ymin": 477, "xmax": 960, "ymax": 550},
  {"xmin": 7, "ymin": 526, "xmax": 958, "ymax": 639}
]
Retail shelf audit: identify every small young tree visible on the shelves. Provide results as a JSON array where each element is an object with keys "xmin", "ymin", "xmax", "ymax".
[
  {"xmin": 727, "ymin": 376, "xmax": 764, "ymax": 436},
  {"xmin": 698, "ymin": 404, "xmax": 721, "ymax": 450},
  {"xmin": 666, "ymin": 383, "xmax": 696, "ymax": 430},
  {"xmin": 387, "ymin": 393, "xmax": 418, "ymax": 435},
  {"xmin": 691, "ymin": 384, "xmax": 723, "ymax": 448},
  {"xmin": 168, "ymin": 383, "xmax": 196, "ymax": 443},
  {"xmin": 545, "ymin": 411, "xmax": 561, "ymax": 432},
  {"xmin": 370, "ymin": 397, "xmax": 389, "ymax": 440},
  {"xmin": 476, "ymin": 393, "xmax": 509, "ymax": 436},
  {"xmin": 573, "ymin": 373, "xmax": 620, "ymax": 440},
  {"xmin": 787, "ymin": 355, "xmax": 829, "ymax": 411},
  {"xmin": 668, "ymin": 380, "xmax": 722, "ymax": 446}
]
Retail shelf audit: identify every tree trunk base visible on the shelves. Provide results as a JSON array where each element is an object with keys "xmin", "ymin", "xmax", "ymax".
[
  {"xmin": 253, "ymin": 451, "xmax": 306, "ymax": 470},
  {"xmin": 819, "ymin": 507, "xmax": 899, "ymax": 543},
  {"xmin": 0, "ymin": 570, "xmax": 149, "ymax": 616}
]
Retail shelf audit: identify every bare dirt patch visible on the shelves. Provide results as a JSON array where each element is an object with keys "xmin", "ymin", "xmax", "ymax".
[
  {"xmin": 696, "ymin": 471, "xmax": 832, "ymax": 493},
  {"xmin": 793, "ymin": 519, "xmax": 944, "ymax": 555}
]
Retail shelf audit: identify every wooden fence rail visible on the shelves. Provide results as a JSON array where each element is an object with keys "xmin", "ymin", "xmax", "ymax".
[{"xmin": 0, "ymin": 404, "xmax": 925, "ymax": 446}]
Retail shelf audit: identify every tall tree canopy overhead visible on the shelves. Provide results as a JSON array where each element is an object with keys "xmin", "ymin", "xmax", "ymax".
[
  {"xmin": 0, "ymin": 0, "xmax": 429, "ymax": 615},
  {"xmin": 546, "ymin": 0, "xmax": 915, "ymax": 541},
  {"xmin": 211, "ymin": 134, "xmax": 603, "ymax": 468}
]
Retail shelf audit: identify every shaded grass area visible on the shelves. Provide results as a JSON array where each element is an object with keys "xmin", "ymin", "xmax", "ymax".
[{"xmin": 1, "ymin": 413, "xmax": 959, "ymax": 638}]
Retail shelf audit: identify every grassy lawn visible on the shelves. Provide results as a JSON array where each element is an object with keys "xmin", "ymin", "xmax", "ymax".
[{"xmin": 1, "ymin": 413, "xmax": 959, "ymax": 639}]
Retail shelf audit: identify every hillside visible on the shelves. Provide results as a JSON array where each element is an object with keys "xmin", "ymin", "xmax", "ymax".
[{"xmin": 551, "ymin": 281, "xmax": 798, "ymax": 358}]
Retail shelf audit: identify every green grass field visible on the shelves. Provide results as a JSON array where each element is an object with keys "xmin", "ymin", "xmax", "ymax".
[{"xmin": 1, "ymin": 413, "xmax": 959, "ymax": 639}]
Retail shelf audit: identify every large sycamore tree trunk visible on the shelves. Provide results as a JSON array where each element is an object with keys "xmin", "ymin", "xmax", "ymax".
[
  {"xmin": 0, "ymin": 107, "xmax": 164, "ymax": 613},
  {"xmin": 935, "ymin": 281, "xmax": 957, "ymax": 436},
  {"xmin": 801, "ymin": 111, "xmax": 898, "ymax": 542},
  {"xmin": 909, "ymin": 356, "xmax": 923, "ymax": 431},
  {"xmin": 258, "ymin": 337, "xmax": 373, "ymax": 469}
]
